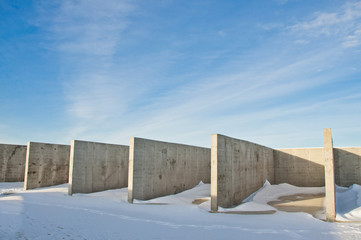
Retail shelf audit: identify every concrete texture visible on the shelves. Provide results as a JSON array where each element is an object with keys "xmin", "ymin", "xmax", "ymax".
[
  {"xmin": 68, "ymin": 140, "xmax": 129, "ymax": 195},
  {"xmin": 334, "ymin": 147, "xmax": 361, "ymax": 187},
  {"xmin": 323, "ymin": 128, "xmax": 336, "ymax": 222},
  {"xmin": 0, "ymin": 144, "xmax": 27, "ymax": 182},
  {"xmin": 24, "ymin": 142, "xmax": 70, "ymax": 190},
  {"xmin": 128, "ymin": 137, "xmax": 210, "ymax": 203},
  {"xmin": 211, "ymin": 134, "xmax": 274, "ymax": 212},
  {"xmin": 274, "ymin": 148, "xmax": 325, "ymax": 187}
]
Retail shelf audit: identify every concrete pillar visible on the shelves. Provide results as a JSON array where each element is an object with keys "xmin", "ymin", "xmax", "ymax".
[
  {"xmin": 127, "ymin": 137, "xmax": 135, "ymax": 203},
  {"xmin": 324, "ymin": 128, "xmax": 336, "ymax": 222},
  {"xmin": 211, "ymin": 134, "xmax": 218, "ymax": 212}
]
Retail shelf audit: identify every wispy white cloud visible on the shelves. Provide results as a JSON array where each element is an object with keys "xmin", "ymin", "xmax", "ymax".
[
  {"xmin": 103, "ymin": 45, "xmax": 359, "ymax": 147},
  {"xmin": 257, "ymin": 22, "xmax": 284, "ymax": 31},
  {"xmin": 36, "ymin": 0, "xmax": 133, "ymax": 56},
  {"xmin": 294, "ymin": 39, "xmax": 310, "ymax": 45},
  {"xmin": 273, "ymin": 0, "xmax": 289, "ymax": 5},
  {"xmin": 291, "ymin": 2, "xmax": 361, "ymax": 30},
  {"xmin": 290, "ymin": 1, "xmax": 361, "ymax": 48},
  {"xmin": 30, "ymin": 0, "xmax": 361, "ymax": 148},
  {"xmin": 343, "ymin": 28, "xmax": 361, "ymax": 47},
  {"xmin": 65, "ymin": 74, "xmax": 125, "ymax": 121}
]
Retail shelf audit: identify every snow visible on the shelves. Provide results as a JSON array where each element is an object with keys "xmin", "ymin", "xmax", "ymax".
[
  {"xmin": 336, "ymin": 184, "xmax": 361, "ymax": 222},
  {"xmin": 1, "ymin": 182, "xmax": 361, "ymax": 240}
]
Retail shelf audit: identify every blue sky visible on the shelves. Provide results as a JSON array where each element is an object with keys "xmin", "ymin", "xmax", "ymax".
[{"xmin": 1, "ymin": 0, "xmax": 361, "ymax": 148}]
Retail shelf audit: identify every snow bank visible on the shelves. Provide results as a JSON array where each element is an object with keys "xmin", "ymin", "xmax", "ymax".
[
  {"xmin": 134, "ymin": 181, "xmax": 210, "ymax": 205},
  {"xmin": 336, "ymin": 184, "xmax": 361, "ymax": 222},
  {"xmin": 218, "ymin": 180, "xmax": 325, "ymax": 213},
  {"xmin": 215, "ymin": 180, "xmax": 361, "ymax": 222}
]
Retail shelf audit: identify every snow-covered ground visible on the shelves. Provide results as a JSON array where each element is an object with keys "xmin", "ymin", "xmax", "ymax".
[{"xmin": 1, "ymin": 182, "xmax": 361, "ymax": 240}]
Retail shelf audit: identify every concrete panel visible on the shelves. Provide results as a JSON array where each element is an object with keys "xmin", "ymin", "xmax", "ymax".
[
  {"xmin": 128, "ymin": 137, "xmax": 210, "ymax": 202},
  {"xmin": 0, "ymin": 144, "xmax": 27, "ymax": 182},
  {"xmin": 24, "ymin": 142, "xmax": 70, "ymax": 190},
  {"xmin": 324, "ymin": 128, "xmax": 336, "ymax": 222},
  {"xmin": 68, "ymin": 140, "xmax": 129, "ymax": 195},
  {"xmin": 211, "ymin": 134, "xmax": 274, "ymax": 211},
  {"xmin": 334, "ymin": 147, "xmax": 361, "ymax": 187},
  {"xmin": 274, "ymin": 148, "xmax": 325, "ymax": 187}
]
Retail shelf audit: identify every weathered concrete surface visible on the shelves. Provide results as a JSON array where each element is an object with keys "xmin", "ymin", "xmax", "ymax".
[
  {"xmin": 0, "ymin": 144, "xmax": 27, "ymax": 182},
  {"xmin": 68, "ymin": 140, "xmax": 129, "ymax": 195},
  {"xmin": 334, "ymin": 147, "xmax": 361, "ymax": 187},
  {"xmin": 128, "ymin": 137, "xmax": 210, "ymax": 203},
  {"xmin": 274, "ymin": 148, "xmax": 325, "ymax": 187},
  {"xmin": 211, "ymin": 134, "xmax": 274, "ymax": 212},
  {"xmin": 24, "ymin": 142, "xmax": 70, "ymax": 190},
  {"xmin": 323, "ymin": 128, "xmax": 336, "ymax": 222}
]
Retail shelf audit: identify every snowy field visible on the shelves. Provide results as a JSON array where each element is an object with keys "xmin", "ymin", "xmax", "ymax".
[{"xmin": 1, "ymin": 182, "xmax": 361, "ymax": 240}]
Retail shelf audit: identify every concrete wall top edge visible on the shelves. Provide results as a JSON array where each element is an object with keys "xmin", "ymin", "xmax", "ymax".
[
  {"xmin": 0, "ymin": 143, "xmax": 27, "ymax": 147},
  {"xmin": 275, "ymin": 147, "xmax": 324, "ymax": 150},
  {"xmin": 334, "ymin": 147, "xmax": 361, "ymax": 150},
  {"xmin": 27, "ymin": 141, "xmax": 70, "ymax": 147},
  {"xmin": 72, "ymin": 139, "xmax": 129, "ymax": 147},
  {"xmin": 132, "ymin": 137, "xmax": 210, "ymax": 150},
  {"xmin": 213, "ymin": 134, "xmax": 273, "ymax": 150}
]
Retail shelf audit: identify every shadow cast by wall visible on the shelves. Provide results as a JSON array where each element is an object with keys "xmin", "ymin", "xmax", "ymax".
[
  {"xmin": 334, "ymin": 148, "xmax": 361, "ymax": 187},
  {"xmin": 274, "ymin": 148, "xmax": 325, "ymax": 187}
]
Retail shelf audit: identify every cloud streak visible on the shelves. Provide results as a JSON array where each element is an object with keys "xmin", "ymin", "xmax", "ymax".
[
  {"xmin": 290, "ymin": 1, "xmax": 361, "ymax": 48},
  {"xmin": 29, "ymin": 1, "xmax": 361, "ymax": 148},
  {"xmin": 34, "ymin": 0, "xmax": 141, "ymax": 141},
  {"xmin": 36, "ymin": 0, "xmax": 133, "ymax": 56}
]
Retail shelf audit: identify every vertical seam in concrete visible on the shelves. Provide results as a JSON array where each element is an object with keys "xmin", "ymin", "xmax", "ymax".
[
  {"xmin": 68, "ymin": 140, "xmax": 75, "ymax": 195},
  {"xmin": 24, "ymin": 142, "xmax": 31, "ymax": 190},
  {"xmin": 272, "ymin": 149, "xmax": 276, "ymax": 185}
]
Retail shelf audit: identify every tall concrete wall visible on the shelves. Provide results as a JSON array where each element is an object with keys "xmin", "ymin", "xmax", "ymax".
[
  {"xmin": 128, "ymin": 137, "xmax": 211, "ymax": 202},
  {"xmin": 24, "ymin": 142, "xmax": 70, "ymax": 190},
  {"xmin": 334, "ymin": 147, "xmax": 361, "ymax": 187},
  {"xmin": 0, "ymin": 144, "xmax": 27, "ymax": 182},
  {"xmin": 211, "ymin": 134, "xmax": 274, "ymax": 211},
  {"xmin": 68, "ymin": 140, "xmax": 129, "ymax": 195},
  {"xmin": 274, "ymin": 148, "xmax": 325, "ymax": 187}
]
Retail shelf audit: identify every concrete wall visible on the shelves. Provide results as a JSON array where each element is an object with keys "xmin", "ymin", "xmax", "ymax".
[
  {"xmin": 211, "ymin": 134, "xmax": 274, "ymax": 211},
  {"xmin": 128, "ymin": 137, "xmax": 211, "ymax": 202},
  {"xmin": 274, "ymin": 147, "xmax": 361, "ymax": 188},
  {"xmin": 68, "ymin": 140, "xmax": 129, "ymax": 195},
  {"xmin": 334, "ymin": 147, "xmax": 361, "ymax": 187},
  {"xmin": 24, "ymin": 142, "xmax": 70, "ymax": 190},
  {"xmin": 0, "ymin": 144, "xmax": 27, "ymax": 182},
  {"xmin": 274, "ymin": 148, "xmax": 325, "ymax": 187}
]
